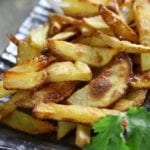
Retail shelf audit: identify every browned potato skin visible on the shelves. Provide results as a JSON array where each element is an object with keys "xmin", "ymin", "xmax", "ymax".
[
  {"xmin": 97, "ymin": 32, "xmax": 150, "ymax": 53},
  {"xmin": 113, "ymin": 89, "xmax": 148, "ymax": 111},
  {"xmin": 131, "ymin": 71, "xmax": 150, "ymax": 88},
  {"xmin": 33, "ymin": 102, "xmax": 121, "ymax": 125},
  {"xmin": 99, "ymin": 5, "xmax": 138, "ymax": 43},
  {"xmin": 10, "ymin": 55, "xmax": 56, "ymax": 72},
  {"xmin": 3, "ymin": 71, "xmax": 47, "ymax": 90},
  {"xmin": 16, "ymin": 81, "xmax": 77, "ymax": 108},
  {"xmin": 7, "ymin": 33, "xmax": 20, "ymax": 46},
  {"xmin": 68, "ymin": 54, "xmax": 132, "ymax": 107}
]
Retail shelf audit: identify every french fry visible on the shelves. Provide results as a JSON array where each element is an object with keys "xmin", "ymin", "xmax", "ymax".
[
  {"xmin": 75, "ymin": 124, "xmax": 91, "ymax": 148},
  {"xmin": 48, "ymin": 40, "xmax": 118, "ymax": 67},
  {"xmin": 49, "ymin": 13, "xmax": 82, "ymax": 25},
  {"xmin": 0, "ymin": 91, "xmax": 29, "ymax": 120},
  {"xmin": 113, "ymin": 89, "xmax": 148, "ymax": 111},
  {"xmin": 51, "ymin": 31, "xmax": 77, "ymax": 40},
  {"xmin": 97, "ymin": 32, "xmax": 150, "ymax": 53},
  {"xmin": 99, "ymin": 5, "xmax": 138, "ymax": 43},
  {"xmin": 0, "ymin": 81, "xmax": 15, "ymax": 98},
  {"xmin": 46, "ymin": 61, "xmax": 92, "ymax": 82},
  {"xmin": 131, "ymin": 71, "xmax": 150, "ymax": 89},
  {"xmin": 10, "ymin": 55, "xmax": 55, "ymax": 72},
  {"xmin": 68, "ymin": 54, "xmax": 131, "ymax": 107},
  {"xmin": 57, "ymin": 121, "xmax": 76, "ymax": 140},
  {"xmin": 2, "ymin": 110, "xmax": 56, "ymax": 134},
  {"xmin": 49, "ymin": 20, "xmax": 62, "ymax": 36},
  {"xmin": 33, "ymin": 102, "xmax": 121, "ymax": 125},
  {"xmin": 3, "ymin": 71, "xmax": 47, "ymax": 90},
  {"xmin": 17, "ymin": 39, "xmax": 41, "ymax": 64},
  {"xmin": 29, "ymin": 24, "xmax": 49, "ymax": 49},
  {"xmin": 83, "ymin": 15, "xmax": 109, "ymax": 29},
  {"xmin": 7, "ymin": 33, "xmax": 20, "ymax": 46},
  {"xmin": 133, "ymin": 0, "xmax": 150, "ymax": 71},
  {"xmin": 16, "ymin": 82, "xmax": 77, "ymax": 108},
  {"xmin": 61, "ymin": 0, "xmax": 100, "ymax": 18}
]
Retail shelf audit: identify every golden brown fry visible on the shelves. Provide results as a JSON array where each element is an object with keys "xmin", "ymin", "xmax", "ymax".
[
  {"xmin": 99, "ymin": 5, "xmax": 138, "ymax": 43},
  {"xmin": 75, "ymin": 124, "xmax": 91, "ymax": 148},
  {"xmin": 51, "ymin": 31, "xmax": 77, "ymax": 40},
  {"xmin": 48, "ymin": 40, "xmax": 118, "ymax": 67},
  {"xmin": 29, "ymin": 24, "xmax": 49, "ymax": 49},
  {"xmin": 2, "ymin": 110, "xmax": 56, "ymax": 134},
  {"xmin": 16, "ymin": 81, "xmax": 77, "ymax": 108},
  {"xmin": 33, "ymin": 102, "xmax": 121, "ymax": 125},
  {"xmin": 17, "ymin": 39, "xmax": 41, "ymax": 64},
  {"xmin": 131, "ymin": 71, "xmax": 150, "ymax": 89},
  {"xmin": 83, "ymin": 15, "xmax": 108, "ymax": 29},
  {"xmin": 7, "ymin": 33, "xmax": 20, "ymax": 46},
  {"xmin": 68, "ymin": 54, "xmax": 131, "ymax": 107},
  {"xmin": 10, "ymin": 55, "xmax": 55, "ymax": 72},
  {"xmin": 61, "ymin": 0, "xmax": 100, "ymax": 18},
  {"xmin": 49, "ymin": 13, "xmax": 82, "ymax": 25},
  {"xmin": 113, "ymin": 89, "xmax": 147, "ymax": 111},
  {"xmin": 3, "ymin": 71, "xmax": 47, "ymax": 90},
  {"xmin": 0, "ymin": 81, "xmax": 15, "ymax": 98},
  {"xmin": 45, "ymin": 61, "xmax": 92, "ymax": 82},
  {"xmin": 134, "ymin": 0, "xmax": 150, "ymax": 71},
  {"xmin": 0, "ymin": 91, "xmax": 29, "ymax": 120},
  {"xmin": 57, "ymin": 121, "xmax": 76, "ymax": 140},
  {"xmin": 97, "ymin": 32, "xmax": 150, "ymax": 53}
]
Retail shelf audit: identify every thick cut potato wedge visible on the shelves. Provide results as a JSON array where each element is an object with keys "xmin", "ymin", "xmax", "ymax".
[
  {"xmin": 48, "ymin": 40, "xmax": 118, "ymax": 67},
  {"xmin": 0, "ymin": 81, "xmax": 15, "ymax": 98},
  {"xmin": 49, "ymin": 13, "xmax": 82, "ymax": 25},
  {"xmin": 29, "ymin": 24, "xmax": 49, "ymax": 49},
  {"xmin": 68, "ymin": 54, "xmax": 131, "ymax": 107},
  {"xmin": 83, "ymin": 15, "xmax": 109, "ymax": 29},
  {"xmin": 16, "ymin": 82, "xmax": 77, "ymax": 108},
  {"xmin": 2, "ymin": 110, "xmax": 56, "ymax": 134},
  {"xmin": 99, "ymin": 5, "xmax": 138, "ymax": 43},
  {"xmin": 33, "ymin": 102, "xmax": 121, "ymax": 125},
  {"xmin": 57, "ymin": 121, "xmax": 76, "ymax": 140},
  {"xmin": 75, "ymin": 124, "xmax": 91, "ymax": 148},
  {"xmin": 10, "ymin": 55, "xmax": 55, "ymax": 72},
  {"xmin": 46, "ymin": 61, "xmax": 92, "ymax": 82},
  {"xmin": 97, "ymin": 32, "xmax": 150, "ymax": 53},
  {"xmin": 51, "ymin": 31, "xmax": 77, "ymax": 41},
  {"xmin": 3, "ymin": 71, "xmax": 47, "ymax": 90},
  {"xmin": 0, "ymin": 91, "xmax": 30, "ymax": 120},
  {"xmin": 61, "ymin": 0, "xmax": 100, "ymax": 18},
  {"xmin": 113, "ymin": 89, "xmax": 147, "ymax": 111},
  {"xmin": 134, "ymin": 0, "xmax": 150, "ymax": 71},
  {"xmin": 17, "ymin": 39, "xmax": 41, "ymax": 64},
  {"xmin": 131, "ymin": 71, "xmax": 150, "ymax": 88}
]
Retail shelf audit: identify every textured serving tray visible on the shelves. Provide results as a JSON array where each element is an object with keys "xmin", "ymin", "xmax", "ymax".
[{"xmin": 0, "ymin": 0, "xmax": 78, "ymax": 149}]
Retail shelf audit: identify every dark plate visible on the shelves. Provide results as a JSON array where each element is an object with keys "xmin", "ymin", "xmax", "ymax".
[{"xmin": 0, "ymin": 0, "xmax": 79, "ymax": 149}]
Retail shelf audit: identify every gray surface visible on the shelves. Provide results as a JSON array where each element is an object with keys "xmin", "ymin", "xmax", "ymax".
[{"xmin": 0, "ymin": 0, "xmax": 38, "ymax": 54}]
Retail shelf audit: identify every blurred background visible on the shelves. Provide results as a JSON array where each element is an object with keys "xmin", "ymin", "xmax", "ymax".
[{"xmin": 0, "ymin": 0, "xmax": 38, "ymax": 53}]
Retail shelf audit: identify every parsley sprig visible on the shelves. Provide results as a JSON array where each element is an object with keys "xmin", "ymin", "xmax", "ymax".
[{"xmin": 85, "ymin": 107, "xmax": 150, "ymax": 150}]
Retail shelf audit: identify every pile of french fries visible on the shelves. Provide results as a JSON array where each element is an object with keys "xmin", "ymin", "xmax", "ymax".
[{"xmin": 1, "ymin": 0, "xmax": 150, "ymax": 148}]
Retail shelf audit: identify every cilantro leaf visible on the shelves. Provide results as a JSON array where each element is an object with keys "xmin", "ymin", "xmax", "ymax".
[
  {"xmin": 84, "ymin": 107, "xmax": 150, "ymax": 150},
  {"xmin": 126, "ymin": 107, "xmax": 150, "ymax": 150},
  {"xmin": 85, "ymin": 116, "xmax": 129, "ymax": 150}
]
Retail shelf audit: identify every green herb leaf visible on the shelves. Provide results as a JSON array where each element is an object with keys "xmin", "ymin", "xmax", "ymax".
[
  {"xmin": 126, "ymin": 107, "xmax": 150, "ymax": 150},
  {"xmin": 85, "ymin": 116, "xmax": 129, "ymax": 150},
  {"xmin": 85, "ymin": 107, "xmax": 150, "ymax": 150}
]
